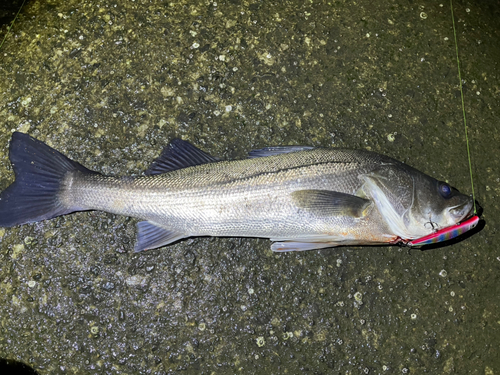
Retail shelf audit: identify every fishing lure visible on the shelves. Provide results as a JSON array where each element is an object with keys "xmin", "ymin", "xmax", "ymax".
[{"xmin": 407, "ymin": 215, "xmax": 479, "ymax": 247}]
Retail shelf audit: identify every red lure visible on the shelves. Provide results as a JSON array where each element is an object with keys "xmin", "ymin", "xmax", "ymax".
[{"xmin": 407, "ymin": 215, "xmax": 479, "ymax": 247}]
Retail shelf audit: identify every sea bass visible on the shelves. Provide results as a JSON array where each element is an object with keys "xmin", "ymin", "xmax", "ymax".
[{"xmin": 0, "ymin": 132, "xmax": 474, "ymax": 252}]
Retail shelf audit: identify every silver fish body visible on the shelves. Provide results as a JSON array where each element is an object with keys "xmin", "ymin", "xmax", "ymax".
[{"xmin": 0, "ymin": 133, "xmax": 474, "ymax": 251}]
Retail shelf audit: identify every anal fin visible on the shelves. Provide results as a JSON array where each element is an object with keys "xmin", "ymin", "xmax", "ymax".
[{"xmin": 135, "ymin": 221, "xmax": 187, "ymax": 252}]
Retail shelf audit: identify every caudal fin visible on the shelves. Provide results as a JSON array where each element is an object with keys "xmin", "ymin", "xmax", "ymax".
[{"xmin": 0, "ymin": 132, "xmax": 97, "ymax": 227}]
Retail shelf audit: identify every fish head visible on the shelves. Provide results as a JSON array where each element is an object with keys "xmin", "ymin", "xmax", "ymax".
[
  {"xmin": 410, "ymin": 176, "xmax": 474, "ymax": 234},
  {"xmin": 362, "ymin": 165, "xmax": 473, "ymax": 240}
]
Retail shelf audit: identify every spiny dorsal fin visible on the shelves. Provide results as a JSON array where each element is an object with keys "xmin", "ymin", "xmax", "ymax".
[{"xmin": 146, "ymin": 139, "xmax": 218, "ymax": 175}]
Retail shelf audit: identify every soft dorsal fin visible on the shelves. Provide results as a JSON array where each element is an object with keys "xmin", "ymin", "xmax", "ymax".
[
  {"xmin": 146, "ymin": 139, "xmax": 218, "ymax": 175},
  {"xmin": 248, "ymin": 146, "xmax": 314, "ymax": 158}
]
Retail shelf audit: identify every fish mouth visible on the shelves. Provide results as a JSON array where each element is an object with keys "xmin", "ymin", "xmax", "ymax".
[{"xmin": 449, "ymin": 198, "xmax": 475, "ymax": 223}]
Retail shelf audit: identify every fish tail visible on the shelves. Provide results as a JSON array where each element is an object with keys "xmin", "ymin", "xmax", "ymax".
[{"xmin": 0, "ymin": 132, "xmax": 97, "ymax": 227}]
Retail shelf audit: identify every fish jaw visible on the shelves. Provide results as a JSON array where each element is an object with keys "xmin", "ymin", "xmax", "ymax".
[{"xmin": 447, "ymin": 198, "xmax": 474, "ymax": 225}]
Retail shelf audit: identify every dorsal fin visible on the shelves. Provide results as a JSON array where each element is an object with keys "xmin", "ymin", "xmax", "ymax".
[
  {"xmin": 248, "ymin": 146, "xmax": 314, "ymax": 158},
  {"xmin": 145, "ymin": 139, "xmax": 218, "ymax": 175}
]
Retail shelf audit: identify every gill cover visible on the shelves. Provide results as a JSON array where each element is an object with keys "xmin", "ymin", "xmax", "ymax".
[{"xmin": 360, "ymin": 166, "xmax": 419, "ymax": 239}]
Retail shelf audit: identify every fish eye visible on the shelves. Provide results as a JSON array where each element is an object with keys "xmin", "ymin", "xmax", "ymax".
[{"xmin": 438, "ymin": 182, "xmax": 452, "ymax": 198}]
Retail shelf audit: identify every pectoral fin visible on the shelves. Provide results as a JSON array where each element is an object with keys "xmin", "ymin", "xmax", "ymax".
[
  {"xmin": 291, "ymin": 190, "xmax": 371, "ymax": 218},
  {"xmin": 135, "ymin": 221, "xmax": 187, "ymax": 252}
]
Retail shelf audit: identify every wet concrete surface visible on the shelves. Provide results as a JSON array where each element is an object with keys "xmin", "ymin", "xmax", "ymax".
[{"xmin": 0, "ymin": 0, "xmax": 499, "ymax": 373}]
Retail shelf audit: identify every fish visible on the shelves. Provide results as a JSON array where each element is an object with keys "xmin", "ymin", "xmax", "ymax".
[{"xmin": 0, "ymin": 132, "xmax": 474, "ymax": 252}]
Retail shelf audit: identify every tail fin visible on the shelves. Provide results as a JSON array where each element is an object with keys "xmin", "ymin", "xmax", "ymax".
[{"xmin": 0, "ymin": 132, "xmax": 97, "ymax": 227}]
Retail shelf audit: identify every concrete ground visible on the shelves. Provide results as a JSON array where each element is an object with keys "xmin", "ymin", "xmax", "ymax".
[{"xmin": 0, "ymin": 0, "xmax": 499, "ymax": 373}]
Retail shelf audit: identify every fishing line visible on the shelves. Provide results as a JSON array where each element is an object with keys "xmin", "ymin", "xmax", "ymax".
[
  {"xmin": 450, "ymin": 0, "xmax": 477, "ymax": 214},
  {"xmin": 0, "ymin": 0, "xmax": 27, "ymax": 50}
]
